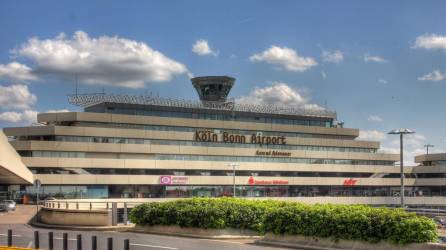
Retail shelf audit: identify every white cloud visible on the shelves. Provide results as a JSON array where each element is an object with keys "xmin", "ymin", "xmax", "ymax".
[
  {"xmin": 417, "ymin": 70, "xmax": 445, "ymax": 82},
  {"xmin": 250, "ymin": 46, "xmax": 317, "ymax": 72},
  {"xmin": 0, "ymin": 62, "xmax": 37, "ymax": 82},
  {"xmin": 413, "ymin": 34, "xmax": 446, "ymax": 50},
  {"xmin": 46, "ymin": 109, "xmax": 71, "ymax": 113},
  {"xmin": 237, "ymin": 82, "xmax": 323, "ymax": 110},
  {"xmin": 363, "ymin": 54, "xmax": 386, "ymax": 63},
  {"xmin": 357, "ymin": 130, "xmax": 386, "ymax": 141},
  {"xmin": 378, "ymin": 79, "xmax": 388, "ymax": 84},
  {"xmin": 12, "ymin": 31, "xmax": 188, "ymax": 88},
  {"xmin": 322, "ymin": 50, "xmax": 343, "ymax": 63},
  {"xmin": 0, "ymin": 83, "xmax": 72, "ymax": 124},
  {"xmin": 0, "ymin": 110, "xmax": 37, "ymax": 124},
  {"xmin": 192, "ymin": 39, "xmax": 218, "ymax": 56},
  {"xmin": 368, "ymin": 115, "xmax": 383, "ymax": 122},
  {"xmin": 0, "ymin": 109, "xmax": 73, "ymax": 124},
  {"xmin": 0, "ymin": 84, "xmax": 37, "ymax": 110}
]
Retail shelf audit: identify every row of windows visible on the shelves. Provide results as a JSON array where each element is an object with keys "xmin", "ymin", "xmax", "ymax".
[
  {"xmin": 29, "ymin": 167, "xmax": 446, "ymax": 178},
  {"xmin": 19, "ymin": 150, "xmax": 395, "ymax": 166},
  {"xmin": 73, "ymin": 122, "xmax": 354, "ymax": 140},
  {"xmin": 23, "ymin": 185, "xmax": 446, "ymax": 199},
  {"xmin": 422, "ymin": 160, "xmax": 446, "ymax": 166},
  {"xmin": 104, "ymin": 108, "xmax": 333, "ymax": 127},
  {"xmin": 29, "ymin": 167, "xmax": 375, "ymax": 177},
  {"xmin": 18, "ymin": 135, "xmax": 376, "ymax": 153}
]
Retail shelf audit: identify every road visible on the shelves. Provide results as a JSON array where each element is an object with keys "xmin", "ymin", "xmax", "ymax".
[
  {"xmin": 0, "ymin": 224, "xmax": 290, "ymax": 250},
  {"xmin": 0, "ymin": 206, "xmax": 291, "ymax": 250}
]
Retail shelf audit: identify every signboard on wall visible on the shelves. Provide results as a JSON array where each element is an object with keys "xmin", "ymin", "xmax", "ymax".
[
  {"xmin": 343, "ymin": 178, "xmax": 358, "ymax": 186},
  {"xmin": 195, "ymin": 130, "xmax": 286, "ymax": 145},
  {"xmin": 248, "ymin": 176, "xmax": 289, "ymax": 185},
  {"xmin": 159, "ymin": 176, "xmax": 189, "ymax": 185}
]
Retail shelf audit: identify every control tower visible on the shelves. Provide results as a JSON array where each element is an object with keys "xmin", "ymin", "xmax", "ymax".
[{"xmin": 191, "ymin": 76, "xmax": 235, "ymax": 103}]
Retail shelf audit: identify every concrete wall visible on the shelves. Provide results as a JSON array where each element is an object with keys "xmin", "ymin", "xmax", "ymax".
[
  {"xmin": 39, "ymin": 207, "xmax": 111, "ymax": 226},
  {"xmin": 10, "ymin": 140, "xmax": 397, "ymax": 161},
  {"xmin": 4, "ymin": 125, "xmax": 379, "ymax": 149},
  {"xmin": 415, "ymin": 153, "xmax": 446, "ymax": 163},
  {"xmin": 35, "ymin": 112, "xmax": 360, "ymax": 137}
]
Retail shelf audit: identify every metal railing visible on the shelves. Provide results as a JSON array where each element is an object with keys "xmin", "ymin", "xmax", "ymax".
[
  {"xmin": 43, "ymin": 200, "xmax": 147, "ymax": 225},
  {"xmin": 43, "ymin": 200, "xmax": 142, "ymax": 211},
  {"xmin": 68, "ymin": 93, "xmax": 337, "ymax": 119}
]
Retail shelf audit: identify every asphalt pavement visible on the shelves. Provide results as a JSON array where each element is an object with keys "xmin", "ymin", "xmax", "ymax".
[
  {"xmin": 0, "ymin": 206, "xmax": 291, "ymax": 250},
  {"xmin": 0, "ymin": 224, "xmax": 290, "ymax": 250}
]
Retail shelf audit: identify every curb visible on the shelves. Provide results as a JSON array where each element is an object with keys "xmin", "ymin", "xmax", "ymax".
[
  {"xmin": 255, "ymin": 239, "xmax": 339, "ymax": 250},
  {"xmin": 129, "ymin": 227, "xmax": 262, "ymax": 240},
  {"xmin": 29, "ymin": 221, "xmax": 134, "ymax": 231}
]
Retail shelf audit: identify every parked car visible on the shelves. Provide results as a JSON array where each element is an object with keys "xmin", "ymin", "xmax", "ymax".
[
  {"xmin": 1, "ymin": 200, "xmax": 16, "ymax": 211},
  {"xmin": 0, "ymin": 202, "xmax": 7, "ymax": 212}
]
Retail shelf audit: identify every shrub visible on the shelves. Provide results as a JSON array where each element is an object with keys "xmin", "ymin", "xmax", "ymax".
[{"xmin": 129, "ymin": 198, "xmax": 437, "ymax": 244}]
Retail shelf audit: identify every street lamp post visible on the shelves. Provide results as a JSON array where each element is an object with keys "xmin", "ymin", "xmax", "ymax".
[
  {"xmin": 228, "ymin": 163, "xmax": 239, "ymax": 197},
  {"xmin": 388, "ymin": 129, "xmax": 415, "ymax": 208},
  {"xmin": 424, "ymin": 144, "xmax": 434, "ymax": 155}
]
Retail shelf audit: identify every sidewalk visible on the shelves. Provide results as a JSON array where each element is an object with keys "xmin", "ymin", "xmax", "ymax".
[{"xmin": 0, "ymin": 205, "xmax": 37, "ymax": 225}]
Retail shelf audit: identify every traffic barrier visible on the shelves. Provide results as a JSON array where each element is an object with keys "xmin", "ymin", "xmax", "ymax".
[{"xmin": 2, "ymin": 229, "xmax": 130, "ymax": 250}]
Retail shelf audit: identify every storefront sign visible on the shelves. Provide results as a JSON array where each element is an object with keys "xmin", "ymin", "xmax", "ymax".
[
  {"xmin": 159, "ymin": 176, "xmax": 188, "ymax": 185},
  {"xmin": 248, "ymin": 176, "xmax": 289, "ymax": 185},
  {"xmin": 195, "ymin": 130, "xmax": 286, "ymax": 145},
  {"xmin": 343, "ymin": 178, "xmax": 358, "ymax": 186},
  {"xmin": 255, "ymin": 150, "xmax": 291, "ymax": 157}
]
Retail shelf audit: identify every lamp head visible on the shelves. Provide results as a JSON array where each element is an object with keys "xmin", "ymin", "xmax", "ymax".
[{"xmin": 388, "ymin": 128, "xmax": 415, "ymax": 135}]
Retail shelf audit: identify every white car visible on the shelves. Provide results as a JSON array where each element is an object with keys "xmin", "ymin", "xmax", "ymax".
[{"xmin": 2, "ymin": 200, "xmax": 16, "ymax": 212}]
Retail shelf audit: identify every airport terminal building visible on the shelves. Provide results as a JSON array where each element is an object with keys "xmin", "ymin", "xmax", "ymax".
[{"xmin": 3, "ymin": 76, "xmax": 446, "ymax": 206}]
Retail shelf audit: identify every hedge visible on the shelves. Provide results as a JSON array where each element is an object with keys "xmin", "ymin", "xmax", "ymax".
[{"xmin": 129, "ymin": 198, "xmax": 438, "ymax": 244}]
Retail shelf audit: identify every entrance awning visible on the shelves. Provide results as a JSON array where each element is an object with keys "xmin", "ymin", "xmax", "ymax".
[{"xmin": 0, "ymin": 130, "xmax": 33, "ymax": 185}]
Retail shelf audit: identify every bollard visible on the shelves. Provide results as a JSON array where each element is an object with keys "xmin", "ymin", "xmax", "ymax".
[
  {"xmin": 77, "ymin": 234, "xmax": 82, "ymax": 250},
  {"xmin": 34, "ymin": 231, "xmax": 39, "ymax": 249},
  {"xmin": 76, "ymin": 202, "xmax": 79, "ymax": 210},
  {"xmin": 124, "ymin": 239, "xmax": 130, "ymax": 250},
  {"xmin": 90, "ymin": 202, "xmax": 92, "ymax": 210},
  {"xmin": 91, "ymin": 235, "xmax": 97, "ymax": 250},
  {"xmin": 63, "ymin": 233, "xmax": 68, "ymax": 250},
  {"xmin": 107, "ymin": 237, "xmax": 113, "ymax": 250},
  {"xmin": 48, "ymin": 232, "xmax": 54, "ymax": 250},
  {"xmin": 7, "ymin": 229, "xmax": 12, "ymax": 246}
]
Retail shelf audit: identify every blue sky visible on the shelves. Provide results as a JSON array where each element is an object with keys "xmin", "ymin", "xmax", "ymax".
[{"xmin": 1, "ymin": 1, "xmax": 446, "ymax": 164}]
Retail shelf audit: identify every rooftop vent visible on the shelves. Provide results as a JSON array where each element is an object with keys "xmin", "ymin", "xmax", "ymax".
[{"xmin": 191, "ymin": 76, "xmax": 235, "ymax": 102}]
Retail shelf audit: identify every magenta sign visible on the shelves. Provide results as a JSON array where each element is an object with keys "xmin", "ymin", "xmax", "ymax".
[
  {"xmin": 160, "ymin": 176, "xmax": 172, "ymax": 185},
  {"xmin": 159, "ymin": 176, "xmax": 188, "ymax": 185}
]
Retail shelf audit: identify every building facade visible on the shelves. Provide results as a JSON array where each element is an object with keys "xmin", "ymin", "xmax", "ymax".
[{"xmin": 3, "ymin": 76, "xmax": 446, "ymax": 206}]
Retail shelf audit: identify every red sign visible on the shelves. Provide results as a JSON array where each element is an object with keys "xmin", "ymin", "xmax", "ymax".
[
  {"xmin": 343, "ymin": 178, "xmax": 358, "ymax": 186},
  {"xmin": 248, "ymin": 176, "xmax": 289, "ymax": 185},
  {"xmin": 159, "ymin": 176, "xmax": 188, "ymax": 185}
]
